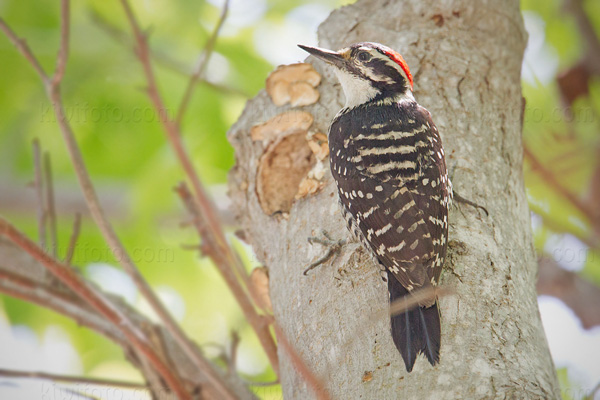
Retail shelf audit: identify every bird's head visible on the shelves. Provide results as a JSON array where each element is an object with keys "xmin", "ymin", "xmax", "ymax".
[{"xmin": 298, "ymin": 42, "xmax": 414, "ymax": 108}]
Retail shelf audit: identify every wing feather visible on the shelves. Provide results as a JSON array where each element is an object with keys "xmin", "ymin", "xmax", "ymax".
[{"xmin": 329, "ymin": 102, "xmax": 449, "ymax": 292}]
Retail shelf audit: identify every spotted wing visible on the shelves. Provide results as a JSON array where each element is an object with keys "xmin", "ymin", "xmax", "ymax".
[{"xmin": 330, "ymin": 103, "xmax": 449, "ymax": 290}]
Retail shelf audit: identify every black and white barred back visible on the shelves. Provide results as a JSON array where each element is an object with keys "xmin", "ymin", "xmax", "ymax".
[{"xmin": 329, "ymin": 99, "xmax": 451, "ymax": 371}]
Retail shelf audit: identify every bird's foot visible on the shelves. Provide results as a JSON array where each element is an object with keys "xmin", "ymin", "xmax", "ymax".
[
  {"xmin": 304, "ymin": 230, "xmax": 347, "ymax": 275},
  {"xmin": 452, "ymin": 191, "xmax": 488, "ymax": 216}
]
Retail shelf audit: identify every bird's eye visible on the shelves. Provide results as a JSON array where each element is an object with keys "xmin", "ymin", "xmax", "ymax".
[{"xmin": 357, "ymin": 51, "xmax": 370, "ymax": 61}]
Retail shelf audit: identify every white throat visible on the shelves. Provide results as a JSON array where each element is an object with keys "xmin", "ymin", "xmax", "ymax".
[
  {"xmin": 334, "ymin": 69, "xmax": 380, "ymax": 108},
  {"xmin": 333, "ymin": 68, "xmax": 414, "ymax": 108}
]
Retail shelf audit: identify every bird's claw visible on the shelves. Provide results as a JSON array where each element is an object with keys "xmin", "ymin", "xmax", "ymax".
[
  {"xmin": 304, "ymin": 230, "xmax": 347, "ymax": 275},
  {"xmin": 452, "ymin": 191, "xmax": 489, "ymax": 216}
]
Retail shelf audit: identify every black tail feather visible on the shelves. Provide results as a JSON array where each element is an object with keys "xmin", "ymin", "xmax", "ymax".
[{"xmin": 388, "ymin": 274, "xmax": 441, "ymax": 372}]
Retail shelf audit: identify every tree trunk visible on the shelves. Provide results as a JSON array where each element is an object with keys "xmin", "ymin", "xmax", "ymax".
[{"xmin": 228, "ymin": 0, "xmax": 561, "ymax": 398}]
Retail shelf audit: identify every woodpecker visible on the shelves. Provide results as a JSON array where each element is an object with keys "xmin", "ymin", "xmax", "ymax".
[{"xmin": 299, "ymin": 42, "xmax": 451, "ymax": 372}]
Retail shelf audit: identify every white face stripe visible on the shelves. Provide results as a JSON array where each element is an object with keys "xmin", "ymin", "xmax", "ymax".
[
  {"xmin": 359, "ymin": 63, "xmax": 396, "ymax": 85},
  {"xmin": 368, "ymin": 49, "xmax": 412, "ymax": 90},
  {"xmin": 384, "ymin": 55, "xmax": 412, "ymax": 90},
  {"xmin": 333, "ymin": 68, "xmax": 381, "ymax": 108}
]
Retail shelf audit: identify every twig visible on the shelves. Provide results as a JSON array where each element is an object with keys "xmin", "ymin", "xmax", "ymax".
[
  {"xmin": 65, "ymin": 213, "xmax": 81, "ymax": 264},
  {"xmin": 32, "ymin": 139, "xmax": 46, "ymax": 250},
  {"xmin": 89, "ymin": 9, "xmax": 248, "ymax": 97},
  {"xmin": 524, "ymin": 145, "xmax": 600, "ymax": 240},
  {"xmin": 45, "ymin": 18, "xmax": 194, "ymax": 395},
  {"xmin": 51, "ymin": 0, "xmax": 70, "ymax": 85},
  {"xmin": 530, "ymin": 206, "xmax": 599, "ymax": 249},
  {"xmin": 2, "ymin": 10, "xmax": 192, "ymax": 396},
  {"xmin": 0, "ymin": 19, "xmax": 48, "ymax": 82},
  {"xmin": 113, "ymin": 4, "xmax": 246, "ymax": 398},
  {"xmin": 537, "ymin": 255, "xmax": 600, "ymax": 329},
  {"xmin": 272, "ymin": 321, "xmax": 330, "ymax": 400},
  {"xmin": 329, "ymin": 284, "xmax": 454, "ymax": 371},
  {"xmin": 45, "ymin": 50, "xmax": 223, "ymax": 400},
  {"xmin": 63, "ymin": 388, "xmax": 100, "ymax": 400},
  {"xmin": 1, "ymin": 10, "xmax": 234, "ymax": 400},
  {"xmin": 175, "ymin": 182, "xmax": 279, "ymax": 373},
  {"xmin": 388, "ymin": 286, "xmax": 452, "ymax": 317},
  {"xmin": 0, "ymin": 268, "xmax": 123, "ymax": 346},
  {"xmin": 0, "ymin": 218, "xmax": 190, "ymax": 400},
  {"xmin": 228, "ymin": 330, "xmax": 240, "ymax": 376},
  {"xmin": 0, "ymin": 240, "xmax": 254, "ymax": 398},
  {"xmin": 176, "ymin": 0, "xmax": 229, "ymax": 125},
  {"xmin": 0, "ymin": 368, "xmax": 148, "ymax": 390},
  {"xmin": 119, "ymin": 0, "xmax": 280, "ymax": 375},
  {"xmin": 44, "ymin": 152, "xmax": 58, "ymax": 257},
  {"xmin": 564, "ymin": 0, "xmax": 600, "ymax": 75},
  {"xmin": 2, "ymin": 9, "xmax": 209, "ymax": 399},
  {"xmin": 245, "ymin": 379, "xmax": 280, "ymax": 387}
]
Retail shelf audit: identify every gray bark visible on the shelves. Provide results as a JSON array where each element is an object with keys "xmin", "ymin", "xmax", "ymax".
[{"xmin": 228, "ymin": 0, "xmax": 560, "ymax": 398}]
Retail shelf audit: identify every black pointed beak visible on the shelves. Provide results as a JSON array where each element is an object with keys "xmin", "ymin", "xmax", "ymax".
[{"xmin": 298, "ymin": 44, "xmax": 345, "ymax": 68}]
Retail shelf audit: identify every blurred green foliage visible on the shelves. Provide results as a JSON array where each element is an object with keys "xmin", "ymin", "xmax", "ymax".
[
  {"xmin": 521, "ymin": 0, "xmax": 600, "ymax": 285},
  {"xmin": 0, "ymin": 0, "xmax": 340, "ymax": 397},
  {"xmin": 0, "ymin": 0, "xmax": 313, "ymax": 395},
  {"xmin": 0, "ymin": 0, "xmax": 599, "ymax": 399}
]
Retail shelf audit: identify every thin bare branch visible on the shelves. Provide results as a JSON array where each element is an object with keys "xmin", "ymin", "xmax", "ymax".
[
  {"xmin": 228, "ymin": 330, "xmax": 240, "ymax": 376},
  {"xmin": 44, "ymin": 152, "xmax": 58, "ymax": 257},
  {"xmin": 176, "ymin": 0, "xmax": 230, "ymax": 125},
  {"xmin": 524, "ymin": 145, "xmax": 600, "ymax": 243},
  {"xmin": 0, "ymin": 218, "xmax": 190, "ymax": 400},
  {"xmin": 586, "ymin": 148, "xmax": 600, "ymax": 221},
  {"xmin": 537, "ymin": 255, "xmax": 600, "ymax": 329},
  {"xmin": 63, "ymin": 388, "xmax": 100, "ymax": 400},
  {"xmin": 334, "ymin": 285, "xmax": 454, "ymax": 367},
  {"xmin": 9, "ymin": 14, "xmax": 202, "ymax": 398},
  {"xmin": 564, "ymin": 0, "xmax": 600, "ymax": 74},
  {"xmin": 117, "ymin": 0, "xmax": 280, "ymax": 377},
  {"xmin": 244, "ymin": 379, "xmax": 279, "ymax": 387},
  {"xmin": 0, "ymin": 237, "xmax": 256, "ymax": 398},
  {"xmin": 389, "ymin": 286, "xmax": 452, "ymax": 317},
  {"xmin": 45, "ymin": 76, "xmax": 195, "ymax": 389},
  {"xmin": 0, "ymin": 18, "xmax": 48, "ymax": 83},
  {"xmin": 1, "ymin": 13, "xmax": 239, "ymax": 399},
  {"xmin": 0, "ymin": 368, "xmax": 148, "ymax": 390},
  {"xmin": 175, "ymin": 182, "xmax": 280, "ymax": 373},
  {"xmin": 0, "ymin": 268, "xmax": 124, "ymax": 346},
  {"xmin": 112, "ymin": 6, "xmax": 245, "ymax": 397},
  {"xmin": 65, "ymin": 213, "xmax": 81, "ymax": 264},
  {"xmin": 32, "ymin": 139, "xmax": 47, "ymax": 250},
  {"xmin": 48, "ymin": 55, "xmax": 214, "ymax": 400},
  {"xmin": 89, "ymin": 9, "xmax": 248, "ymax": 97},
  {"xmin": 51, "ymin": 0, "xmax": 70, "ymax": 85},
  {"xmin": 531, "ymin": 207, "xmax": 600, "ymax": 249}
]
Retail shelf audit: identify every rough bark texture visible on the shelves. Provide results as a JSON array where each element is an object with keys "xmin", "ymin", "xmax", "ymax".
[{"xmin": 228, "ymin": 0, "xmax": 560, "ymax": 398}]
